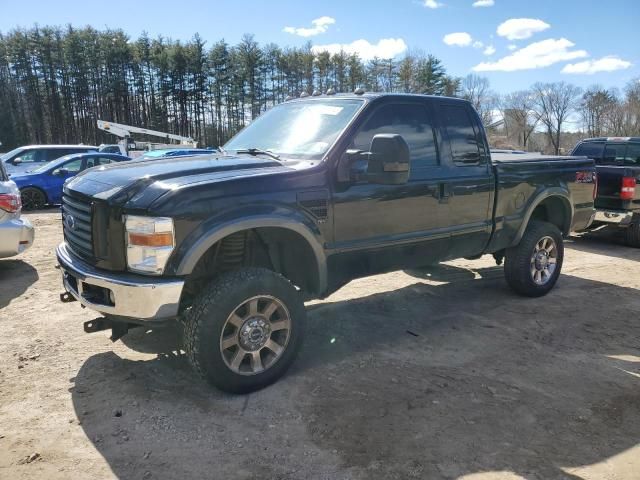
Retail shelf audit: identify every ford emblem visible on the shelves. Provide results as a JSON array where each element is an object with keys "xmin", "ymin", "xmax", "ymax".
[{"xmin": 65, "ymin": 214, "xmax": 76, "ymax": 231}]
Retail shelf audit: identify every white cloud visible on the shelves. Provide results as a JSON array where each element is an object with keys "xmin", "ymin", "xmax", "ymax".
[
  {"xmin": 473, "ymin": 0, "xmax": 494, "ymax": 6},
  {"xmin": 473, "ymin": 40, "xmax": 484, "ymax": 49},
  {"xmin": 283, "ymin": 16, "xmax": 336, "ymax": 37},
  {"xmin": 562, "ymin": 56, "xmax": 632, "ymax": 74},
  {"xmin": 483, "ymin": 45, "xmax": 496, "ymax": 55},
  {"xmin": 507, "ymin": 44, "xmax": 518, "ymax": 51},
  {"xmin": 497, "ymin": 18, "xmax": 550, "ymax": 40},
  {"xmin": 424, "ymin": 0, "xmax": 444, "ymax": 8},
  {"xmin": 311, "ymin": 38, "xmax": 408, "ymax": 61},
  {"xmin": 473, "ymin": 38, "xmax": 588, "ymax": 72},
  {"xmin": 443, "ymin": 32, "xmax": 473, "ymax": 47}
]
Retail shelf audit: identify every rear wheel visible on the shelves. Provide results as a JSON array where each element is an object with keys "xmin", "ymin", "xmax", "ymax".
[
  {"xmin": 20, "ymin": 187, "xmax": 46, "ymax": 210},
  {"xmin": 624, "ymin": 220, "xmax": 640, "ymax": 248},
  {"xmin": 504, "ymin": 221, "xmax": 564, "ymax": 297},
  {"xmin": 182, "ymin": 268, "xmax": 306, "ymax": 393}
]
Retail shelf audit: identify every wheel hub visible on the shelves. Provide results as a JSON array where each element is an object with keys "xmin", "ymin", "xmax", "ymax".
[
  {"xmin": 535, "ymin": 251, "xmax": 549, "ymax": 270},
  {"xmin": 239, "ymin": 318, "xmax": 271, "ymax": 351}
]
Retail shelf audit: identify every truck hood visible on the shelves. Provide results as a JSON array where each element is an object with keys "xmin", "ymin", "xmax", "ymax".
[{"xmin": 65, "ymin": 153, "xmax": 296, "ymax": 204}]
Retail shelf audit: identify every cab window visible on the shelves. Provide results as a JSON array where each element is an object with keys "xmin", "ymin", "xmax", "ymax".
[
  {"xmin": 351, "ymin": 102, "xmax": 439, "ymax": 174},
  {"xmin": 624, "ymin": 144, "xmax": 640, "ymax": 166},
  {"xmin": 441, "ymin": 104, "xmax": 483, "ymax": 166},
  {"xmin": 603, "ymin": 143, "xmax": 627, "ymax": 165},
  {"xmin": 573, "ymin": 142, "xmax": 604, "ymax": 161}
]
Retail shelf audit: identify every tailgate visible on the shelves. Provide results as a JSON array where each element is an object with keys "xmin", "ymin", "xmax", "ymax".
[{"xmin": 595, "ymin": 166, "xmax": 640, "ymax": 211}]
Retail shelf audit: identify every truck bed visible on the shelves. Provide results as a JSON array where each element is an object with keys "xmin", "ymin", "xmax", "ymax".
[{"xmin": 485, "ymin": 153, "xmax": 596, "ymax": 253}]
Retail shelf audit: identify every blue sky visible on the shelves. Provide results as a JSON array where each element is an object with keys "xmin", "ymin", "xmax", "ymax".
[{"xmin": 1, "ymin": 0, "xmax": 638, "ymax": 93}]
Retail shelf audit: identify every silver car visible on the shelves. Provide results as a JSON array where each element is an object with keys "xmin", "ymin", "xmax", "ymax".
[{"xmin": 0, "ymin": 159, "xmax": 34, "ymax": 258}]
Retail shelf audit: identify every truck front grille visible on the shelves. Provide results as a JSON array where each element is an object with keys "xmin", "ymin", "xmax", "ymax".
[{"xmin": 62, "ymin": 193, "xmax": 94, "ymax": 259}]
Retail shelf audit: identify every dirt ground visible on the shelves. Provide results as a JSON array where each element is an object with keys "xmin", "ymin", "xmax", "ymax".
[{"xmin": 0, "ymin": 211, "xmax": 639, "ymax": 480}]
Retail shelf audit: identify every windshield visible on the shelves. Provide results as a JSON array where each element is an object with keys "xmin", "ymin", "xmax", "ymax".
[{"xmin": 224, "ymin": 98, "xmax": 364, "ymax": 160}]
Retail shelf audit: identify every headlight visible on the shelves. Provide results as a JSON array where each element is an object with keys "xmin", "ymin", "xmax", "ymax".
[{"xmin": 125, "ymin": 215, "xmax": 175, "ymax": 274}]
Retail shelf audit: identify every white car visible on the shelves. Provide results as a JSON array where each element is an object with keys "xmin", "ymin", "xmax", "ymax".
[{"xmin": 0, "ymin": 159, "xmax": 34, "ymax": 258}]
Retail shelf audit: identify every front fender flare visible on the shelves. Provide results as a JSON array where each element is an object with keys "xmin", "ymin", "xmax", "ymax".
[{"xmin": 174, "ymin": 214, "xmax": 328, "ymax": 294}]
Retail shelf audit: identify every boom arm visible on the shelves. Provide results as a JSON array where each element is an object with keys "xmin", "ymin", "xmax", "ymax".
[{"xmin": 97, "ymin": 120, "xmax": 195, "ymax": 144}]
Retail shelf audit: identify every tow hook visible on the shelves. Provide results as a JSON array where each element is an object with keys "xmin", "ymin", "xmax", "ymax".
[
  {"xmin": 60, "ymin": 292, "xmax": 77, "ymax": 303},
  {"xmin": 83, "ymin": 318, "xmax": 137, "ymax": 342}
]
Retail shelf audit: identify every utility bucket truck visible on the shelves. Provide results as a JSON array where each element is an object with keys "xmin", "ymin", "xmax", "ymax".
[{"xmin": 97, "ymin": 120, "xmax": 197, "ymax": 157}]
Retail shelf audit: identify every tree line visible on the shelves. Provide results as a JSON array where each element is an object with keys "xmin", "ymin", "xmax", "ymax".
[
  {"xmin": 0, "ymin": 26, "xmax": 459, "ymax": 150},
  {"xmin": 0, "ymin": 25, "xmax": 638, "ymax": 153}
]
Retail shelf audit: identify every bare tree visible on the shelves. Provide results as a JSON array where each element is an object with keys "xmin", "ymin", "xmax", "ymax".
[
  {"xmin": 532, "ymin": 82, "xmax": 582, "ymax": 155},
  {"xmin": 500, "ymin": 90, "xmax": 538, "ymax": 149},
  {"xmin": 579, "ymin": 86, "xmax": 617, "ymax": 137},
  {"xmin": 623, "ymin": 77, "xmax": 640, "ymax": 134},
  {"xmin": 461, "ymin": 74, "xmax": 495, "ymax": 126}
]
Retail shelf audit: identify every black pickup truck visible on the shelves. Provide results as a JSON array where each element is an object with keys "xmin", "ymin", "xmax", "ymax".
[
  {"xmin": 57, "ymin": 93, "xmax": 596, "ymax": 393},
  {"xmin": 571, "ymin": 137, "xmax": 640, "ymax": 246}
]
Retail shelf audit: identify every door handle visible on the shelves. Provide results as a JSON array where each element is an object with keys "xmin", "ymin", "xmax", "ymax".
[{"xmin": 438, "ymin": 183, "xmax": 450, "ymax": 204}]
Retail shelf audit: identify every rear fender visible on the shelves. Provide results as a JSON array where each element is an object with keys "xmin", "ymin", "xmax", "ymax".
[{"xmin": 511, "ymin": 187, "xmax": 573, "ymax": 246}]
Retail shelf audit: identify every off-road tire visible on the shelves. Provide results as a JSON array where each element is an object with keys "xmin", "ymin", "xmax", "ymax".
[
  {"xmin": 623, "ymin": 221, "xmax": 640, "ymax": 248},
  {"xmin": 20, "ymin": 187, "xmax": 46, "ymax": 210},
  {"xmin": 182, "ymin": 268, "xmax": 306, "ymax": 394},
  {"xmin": 504, "ymin": 220, "xmax": 564, "ymax": 297}
]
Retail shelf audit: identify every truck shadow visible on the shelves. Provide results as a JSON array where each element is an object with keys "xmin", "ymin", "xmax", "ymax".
[
  {"xmin": 569, "ymin": 228, "xmax": 640, "ymax": 262},
  {"xmin": 70, "ymin": 271, "xmax": 640, "ymax": 479},
  {"xmin": 0, "ymin": 259, "xmax": 39, "ymax": 311}
]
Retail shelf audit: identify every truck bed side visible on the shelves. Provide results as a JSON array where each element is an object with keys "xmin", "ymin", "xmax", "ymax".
[{"xmin": 485, "ymin": 155, "xmax": 596, "ymax": 254}]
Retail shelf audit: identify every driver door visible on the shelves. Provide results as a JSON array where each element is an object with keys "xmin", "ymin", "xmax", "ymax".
[{"xmin": 330, "ymin": 99, "xmax": 451, "ymax": 278}]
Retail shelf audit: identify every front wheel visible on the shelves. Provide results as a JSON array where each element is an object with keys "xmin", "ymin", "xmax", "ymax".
[
  {"xmin": 182, "ymin": 268, "xmax": 306, "ymax": 393},
  {"xmin": 504, "ymin": 221, "xmax": 564, "ymax": 297}
]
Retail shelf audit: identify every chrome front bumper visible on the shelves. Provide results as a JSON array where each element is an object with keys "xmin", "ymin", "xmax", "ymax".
[
  {"xmin": 0, "ymin": 216, "xmax": 34, "ymax": 258},
  {"xmin": 56, "ymin": 242, "xmax": 184, "ymax": 321},
  {"xmin": 594, "ymin": 210, "xmax": 634, "ymax": 225}
]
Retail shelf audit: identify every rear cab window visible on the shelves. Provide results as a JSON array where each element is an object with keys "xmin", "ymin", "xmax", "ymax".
[
  {"xmin": 441, "ymin": 104, "xmax": 486, "ymax": 166},
  {"xmin": 623, "ymin": 143, "xmax": 640, "ymax": 166},
  {"xmin": 602, "ymin": 143, "xmax": 627, "ymax": 165},
  {"xmin": 573, "ymin": 142, "xmax": 604, "ymax": 161}
]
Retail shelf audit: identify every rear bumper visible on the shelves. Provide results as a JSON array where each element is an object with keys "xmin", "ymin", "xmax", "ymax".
[
  {"xmin": 594, "ymin": 210, "xmax": 634, "ymax": 225},
  {"xmin": 0, "ymin": 216, "xmax": 34, "ymax": 258},
  {"xmin": 56, "ymin": 242, "xmax": 184, "ymax": 321}
]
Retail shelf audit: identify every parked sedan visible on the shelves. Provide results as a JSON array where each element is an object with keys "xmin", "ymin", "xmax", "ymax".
[
  {"xmin": 1, "ymin": 144, "xmax": 98, "ymax": 175},
  {"xmin": 0, "ymin": 159, "xmax": 33, "ymax": 258},
  {"xmin": 11, "ymin": 152, "xmax": 130, "ymax": 210}
]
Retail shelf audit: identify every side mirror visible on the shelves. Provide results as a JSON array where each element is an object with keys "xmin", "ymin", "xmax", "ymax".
[
  {"xmin": 54, "ymin": 168, "xmax": 70, "ymax": 176},
  {"xmin": 366, "ymin": 134, "xmax": 410, "ymax": 185},
  {"xmin": 12, "ymin": 157, "xmax": 22, "ymax": 165}
]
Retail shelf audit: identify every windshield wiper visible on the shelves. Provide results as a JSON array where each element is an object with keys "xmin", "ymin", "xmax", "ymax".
[{"xmin": 234, "ymin": 148, "xmax": 282, "ymax": 162}]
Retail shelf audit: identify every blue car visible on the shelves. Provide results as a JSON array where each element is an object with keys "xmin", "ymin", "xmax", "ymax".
[
  {"xmin": 11, "ymin": 152, "xmax": 130, "ymax": 210},
  {"xmin": 137, "ymin": 148, "xmax": 213, "ymax": 160}
]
